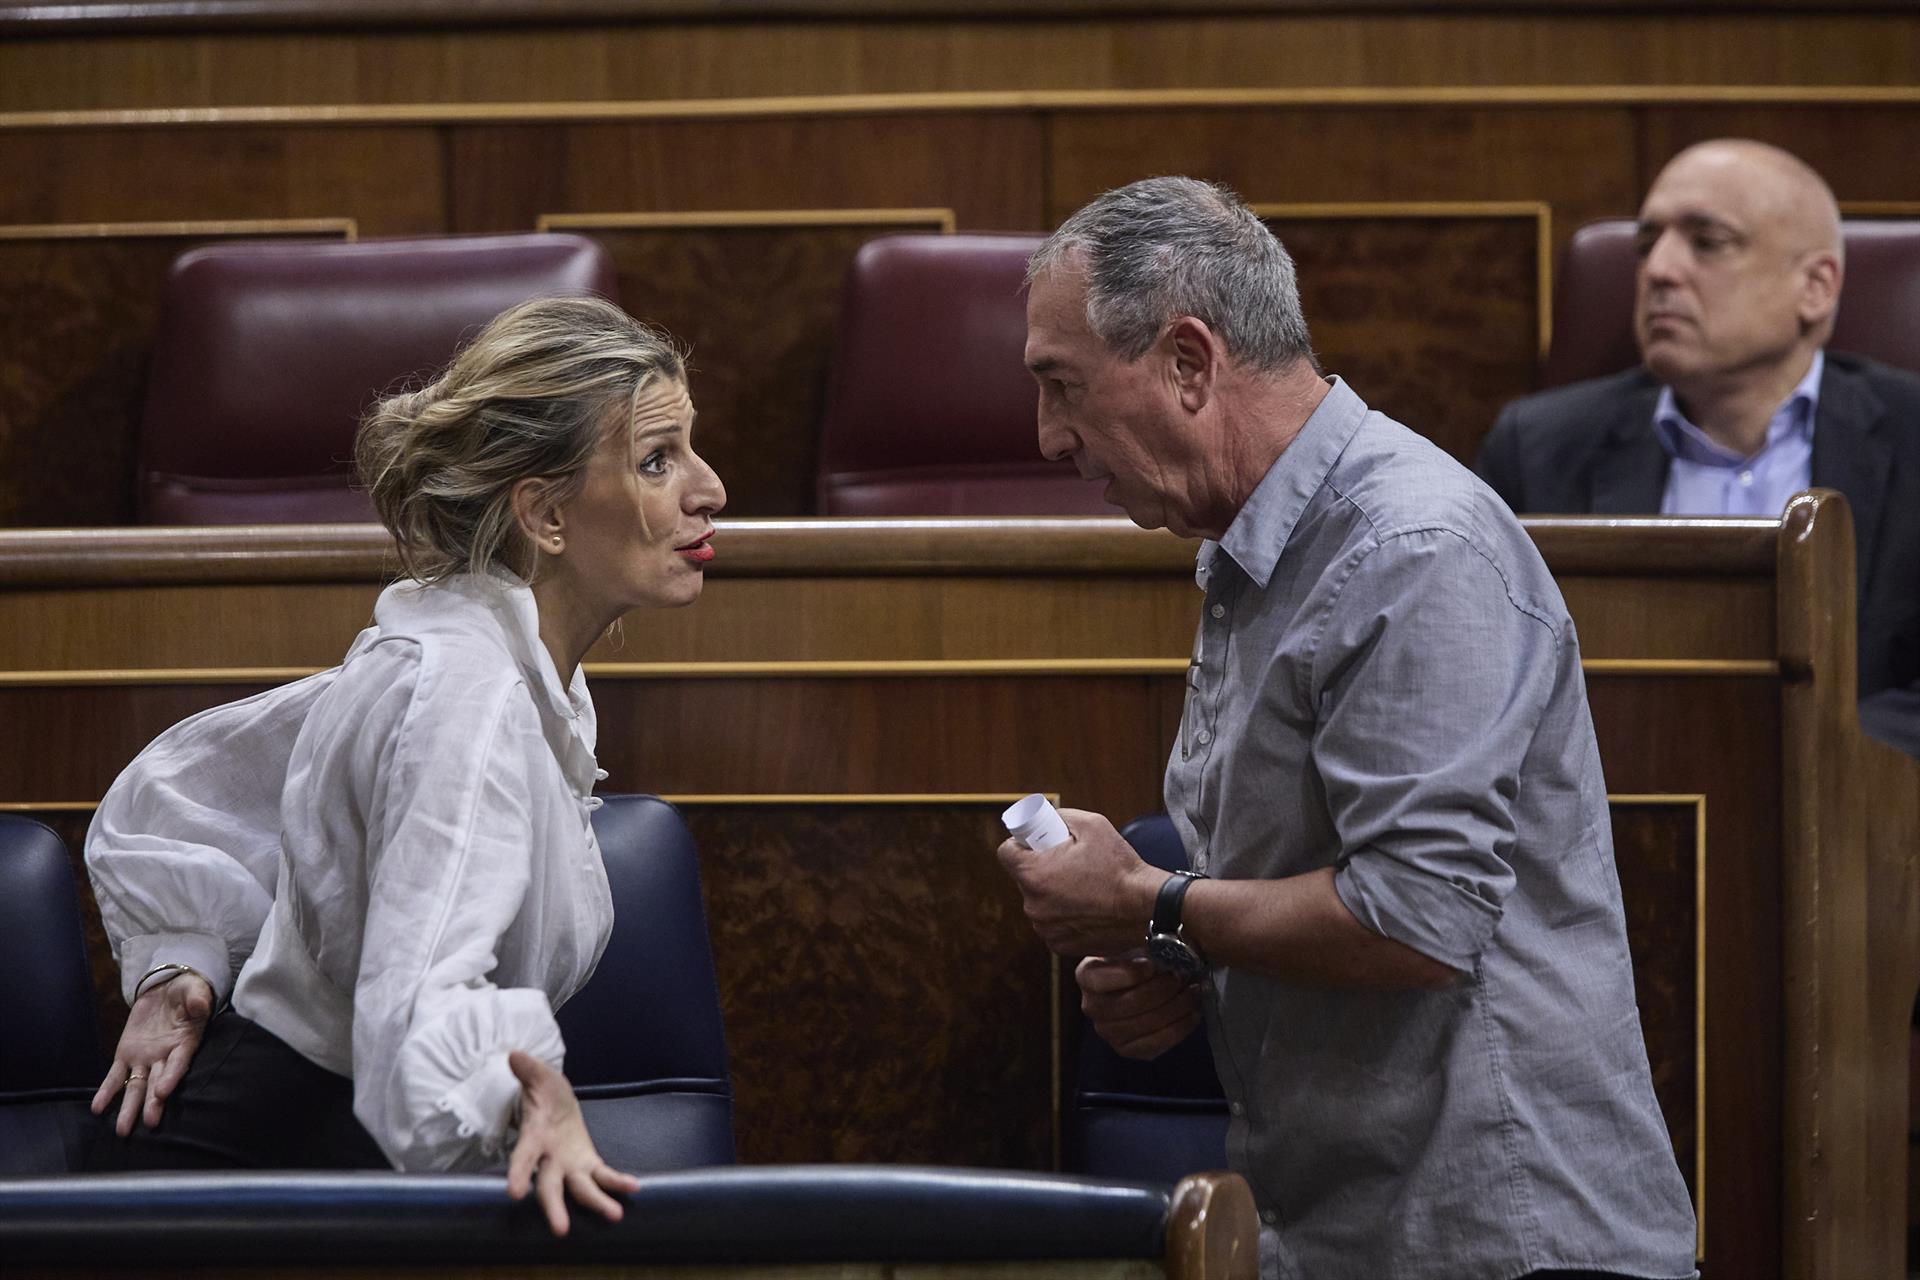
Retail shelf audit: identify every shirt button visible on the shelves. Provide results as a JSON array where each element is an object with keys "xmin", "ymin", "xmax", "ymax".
[
  {"xmin": 1739, "ymin": 470, "xmax": 1755, "ymax": 486},
  {"xmin": 1195, "ymin": 728, "xmax": 1212, "ymax": 747},
  {"xmin": 1210, "ymin": 603, "xmax": 1225, "ymax": 619},
  {"xmin": 1229, "ymin": 1101, "xmax": 1243, "ymax": 1117},
  {"xmin": 1261, "ymin": 1209, "xmax": 1277, "ymax": 1225}
]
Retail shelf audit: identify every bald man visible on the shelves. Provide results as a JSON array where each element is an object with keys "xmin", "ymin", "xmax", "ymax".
[{"xmin": 1478, "ymin": 139, "xmax": 1920, "ymax": 757}]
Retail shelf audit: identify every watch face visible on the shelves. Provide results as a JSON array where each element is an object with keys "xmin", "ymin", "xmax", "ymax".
[{"xmin": 1147, "ymin": 932, "xmax": 1208, "ymax": 978}]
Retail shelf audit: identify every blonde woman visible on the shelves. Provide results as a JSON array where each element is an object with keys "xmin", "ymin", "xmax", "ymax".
[{"xmin": 83, "ymin": 295, "xmax": 725, "ymax": 1235}]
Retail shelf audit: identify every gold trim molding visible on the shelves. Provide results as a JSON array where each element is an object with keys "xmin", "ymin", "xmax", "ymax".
[
  {"xmin": 1608, "ymin": 791, "xmax": 1709, "ymax": 1261},
  {"xmin": 6, "ymin": 85, "xmax": 1920, "ymax": 131},
  {"xmin": 538, "ymin": 208, "xmax": 956, "ymax": 233},
  {"xmin": 0, "ymin": 218, "xmax": 358, "ymax": 241}
]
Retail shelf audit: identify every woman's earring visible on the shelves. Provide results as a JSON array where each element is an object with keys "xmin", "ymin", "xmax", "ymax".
[{"xmin": 550, "ymin": 536, "xmax": 564, "ymax": 550}]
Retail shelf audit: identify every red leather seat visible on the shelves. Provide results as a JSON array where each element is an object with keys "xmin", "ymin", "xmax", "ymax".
[
  {"xmin": 816, "ymin": 234, "xmax": 1111, "ymax": 516},
  {"xmin": 1540, "ymin": 219, "xmax": 1920, "ymax": 388},
  {"xmin": 138, "ymin": 234, "xmax": 619, "ymax": 524}
]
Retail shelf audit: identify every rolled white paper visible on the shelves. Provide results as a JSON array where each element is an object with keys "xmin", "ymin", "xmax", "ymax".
[{"xmin": 1002, "ymin": 793, "xmax": 1070, "ymax": 851}]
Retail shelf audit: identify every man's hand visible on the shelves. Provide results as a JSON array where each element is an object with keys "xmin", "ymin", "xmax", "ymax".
[
  {"xmin": 506, "ymin": 1050, "xmax": 641, "ymax": 1237},
  {"xmin": 996, "ymin": 808, "xmax": 1165, "ymax": 956},
  {"xmin": 1077, "ymin": 953, "xmax": 1203, "ymax": 1059},
  {"xmin": 91, "ymin": 971, "xmax": 214, "ymax": 1137}
]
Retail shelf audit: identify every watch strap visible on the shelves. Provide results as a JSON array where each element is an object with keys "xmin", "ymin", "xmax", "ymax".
[{"xmin": 1150, "ymin": 869, "xmax": 1207, "ymax": 938}]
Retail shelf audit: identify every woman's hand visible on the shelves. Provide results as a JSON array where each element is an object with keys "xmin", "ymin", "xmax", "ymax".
[
  {"xmin": 505, "ymin": 1050, "xmax": 641, "ymax": 1236},
  {"xmin": 90, "ymin": 971, "xmax": 214, "ymax": 1137}
]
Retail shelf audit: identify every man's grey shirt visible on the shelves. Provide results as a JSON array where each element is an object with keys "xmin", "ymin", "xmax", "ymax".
[{"xmin": 1165, "ymin": 378, "xmax": 1697, "ymax": 1280}]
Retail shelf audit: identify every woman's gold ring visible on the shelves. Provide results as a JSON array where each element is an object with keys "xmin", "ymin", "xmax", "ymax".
[{"xmin": 125, "ymin": 1071, "xmax": 146, "ymax": 1083}]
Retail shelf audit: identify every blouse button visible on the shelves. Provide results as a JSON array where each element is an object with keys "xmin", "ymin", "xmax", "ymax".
[{"xmin": 1210, "ymin": 603, "xmax": 1225, "ymax": 619}]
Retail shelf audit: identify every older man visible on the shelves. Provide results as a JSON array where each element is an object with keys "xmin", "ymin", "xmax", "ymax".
[
  {"xmin": 998, "ymin": 177, "xmax": 1696, "ymax": 1280},
  {"xmin": 1477, "ymin": 139, "xmax": 1920, "ymax": 756}
]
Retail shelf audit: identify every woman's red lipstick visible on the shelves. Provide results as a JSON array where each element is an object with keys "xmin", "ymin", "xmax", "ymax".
[{"xmin": 676, "ymin": 537, "xmax": 715, "ymax": 565}]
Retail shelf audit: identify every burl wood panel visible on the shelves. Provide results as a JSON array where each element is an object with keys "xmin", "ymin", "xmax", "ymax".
[
  {"xmin": 1589, "ymin": 677, "xmax": 1783, "ymax": 1280},
  {"xmin": 652, "ymin": 801, "xmax": 1055, "ymax": 1167},
  {"xmin": 0, "ymin": 228, "xmax": 351, "ymax": 526},
  {"xmin": 1261, "ymin": 213, "xmax": 1539, "ymax": 464},
  {"xmin": 1608, "ymin": 799, "xmax": 1701, "ymax": 1212},
  {"xmin": 571, "ymin": 222, "xmax": 946, "ymax": 517}
]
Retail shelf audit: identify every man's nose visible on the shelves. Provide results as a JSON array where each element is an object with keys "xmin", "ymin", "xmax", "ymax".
[
  {"xmin": 1640, "ymin": 229, "xmax": 1685, "ymax": 286},
  {"xmin": 1036, "ymin": 407, "xmax": 1074, "ymax": 463}
]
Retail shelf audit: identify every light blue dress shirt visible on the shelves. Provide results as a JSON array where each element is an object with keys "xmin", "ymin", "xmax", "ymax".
[
  {"xmin": 1166, "ymin": 378, "xmax": 1697, "ymax": 1279},
  {"xmin": 1656, "ymin": 350, "xmax": 1821, "ymax": 516}
]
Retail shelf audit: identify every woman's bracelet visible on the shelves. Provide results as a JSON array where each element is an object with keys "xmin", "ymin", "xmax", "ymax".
[{"xmin": 133, "ymin": 961, "xmax": 217, "ymax": 1004}]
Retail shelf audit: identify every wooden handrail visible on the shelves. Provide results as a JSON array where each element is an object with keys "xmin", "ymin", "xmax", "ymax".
[{"xmin": 0, "ymin": 515, "xmax": 1781, "ymax": 588}]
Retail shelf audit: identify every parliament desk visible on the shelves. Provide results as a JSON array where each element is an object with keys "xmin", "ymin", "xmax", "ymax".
[{"xmin": 1, "ymin": 493, "xmax": 1914, "ymax": 1280}]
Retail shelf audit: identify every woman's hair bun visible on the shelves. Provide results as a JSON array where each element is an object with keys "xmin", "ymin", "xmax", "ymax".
[{"xmin": 354, "ymin": 295, "xmax": 684, "ymax": 584}]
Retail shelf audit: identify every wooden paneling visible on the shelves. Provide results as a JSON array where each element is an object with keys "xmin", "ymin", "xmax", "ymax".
[
  {"xmin": 0, "ymin": 674, "xmax": 1177, "ymax": 827},
  {"xmin": 543, "ymin": 215, "xmax": 953, "ymax": 517},
  {"xmin": 679, "ymin": 799, "xmax": 1052, "ymax": 1166},
  {"xmin": 1592, "ymin": 676, "xmax": 1784, "ymax": 1280},
  {"xmin": 0, "ymin": 128, "xmax": 443, "ymax": 232},
  {"xmin": 1046, "ymin": 106, "xmax": 1642, "ymax": 253},
  {"xmin": 449, "ymin": 115, "xmax": 1044, "ymax": 232},
  {"xmin": 4, "ymin": 513, "xmax": 1916, "ymax": 1276},
  {"xmin": 590, "ymin": 678, "xmax": 1178, "ymax": 822},
  {"xmin": 1257, "ymin": 207, "xmax": 1543, "ymax": 464},
  {"xmin": 1558, "ymin": 576, "xmax": 1777, "ymax": 660},
  {"xmin": 0, "ymin": 222, "xmax": 354, "ymax": 527},
  {"xmin": 1638, "ymin": 105, "xmax": 1920, "ymax": 205},
  {"xmin": 5, "ymin": 96, "xmax": 1920, "ymax": 523},
  {"xmin": 1609, "ymin": 797, "xmax": 1704, "ymax": 1241},
  {"xmin": 3, "ymin": 14, "xmax": 1919, "ymax": 113}
]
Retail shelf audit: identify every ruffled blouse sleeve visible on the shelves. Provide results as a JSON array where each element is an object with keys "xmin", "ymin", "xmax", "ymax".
[
  {"xmin": 85, "ymin": 671, "xmax": 343, "ymax": 1007},
  {"xmin": 345, "ymin": 640, "xmax": 568, "ymax": 1172}
]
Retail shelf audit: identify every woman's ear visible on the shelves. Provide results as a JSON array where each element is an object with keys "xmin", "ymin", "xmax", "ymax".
[{"xmin": 511, "ymin": 477, "xmax": 566, "ymax": 557}]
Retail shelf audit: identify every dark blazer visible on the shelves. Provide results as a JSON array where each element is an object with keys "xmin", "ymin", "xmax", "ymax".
[{"xmin": 1477, "ymin": 352, "xmax": 1920, "ymax": 757}]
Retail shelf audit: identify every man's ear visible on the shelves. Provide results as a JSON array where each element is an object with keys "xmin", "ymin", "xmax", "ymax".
[
  {"xmin": 1167, "ymin": 316, "xmax": 1219, "ymax": 413},
  {"xmin": 1798, "ymin": 250, "xmax": 1843, "ymax": 333},
  {"xmin": 511, "ymin": 477, "xmax": 566, "ymax": 557}
]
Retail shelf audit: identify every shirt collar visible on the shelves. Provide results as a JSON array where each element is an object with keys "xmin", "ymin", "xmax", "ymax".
[
  {"xmin": 374, "ymin": 569, "xmax": 596, "ymax": 753},
  {"xmin": 1211, "ymin": 376, "xmax": 1370, "ymax": 589},
  {"xmin": 1654, "ymin": 348, "xmax": 1823, "ymax": 467}
]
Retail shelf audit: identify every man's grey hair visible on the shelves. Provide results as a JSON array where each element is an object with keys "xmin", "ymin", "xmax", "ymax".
[{"xmin": 1026, "ymin": 176, "xmax": 1313, "ymax": 372}]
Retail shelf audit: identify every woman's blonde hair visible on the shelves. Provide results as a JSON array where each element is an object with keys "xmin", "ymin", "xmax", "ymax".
[{"xmin": 356, "ymin": 294, "xmax": 685, "ymax": 583}]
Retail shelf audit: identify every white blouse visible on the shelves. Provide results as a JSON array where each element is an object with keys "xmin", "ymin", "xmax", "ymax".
[{"xmin": 86, "ymin": 572, "xmax": 615, "ymax": 1172}]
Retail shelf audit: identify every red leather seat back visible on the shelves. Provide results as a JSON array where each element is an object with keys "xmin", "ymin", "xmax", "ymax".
[
  {"xmin": 816, "ymin": 234, "xmax": 1112, "ymax": 516},
  {"xmin": 1540, "ymin": 218, "xmax": 1920, "ymax": 389},
  {"xmin": 139, "ymin": 234, "xmax": 619, "ymax": 524}
]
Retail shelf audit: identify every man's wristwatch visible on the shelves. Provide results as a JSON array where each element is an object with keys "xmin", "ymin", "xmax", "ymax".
[{"xmin": 1145, "ymin": 869, "xmax": 1209, "ymax": 977}]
